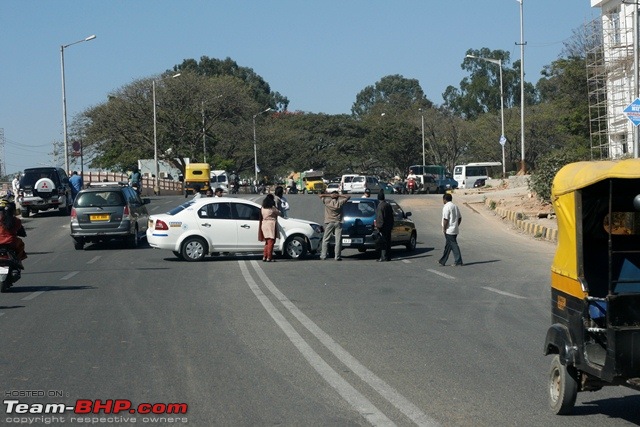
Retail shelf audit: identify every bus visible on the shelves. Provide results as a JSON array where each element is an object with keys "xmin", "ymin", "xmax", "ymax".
[
  {"xmin": 408, "ymin": 165, "xmax": 458, "ymax": 193},
  {"xmin": 453, "ymin": 162, "xmax": 501, "ymax": 189}
]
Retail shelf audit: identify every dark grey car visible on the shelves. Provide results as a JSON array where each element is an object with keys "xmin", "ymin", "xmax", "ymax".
[{"xmin": 70, "ymin": 183, "xmax": 150, "ymax": 250}]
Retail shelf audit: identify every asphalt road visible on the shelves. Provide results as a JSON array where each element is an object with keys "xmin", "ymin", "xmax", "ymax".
[{"xmin": 1, "ymin": 193, "xmax": 639, "ymax": 426}]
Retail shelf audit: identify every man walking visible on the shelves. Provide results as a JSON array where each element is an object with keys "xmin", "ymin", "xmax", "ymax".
[
  {"xmin": 375, "ymin": 190, "xmax": 394, "ymax": 262},
  {"xmin": 319, "ymin": 191, "xmax": 350, "ymax": 261},
  {"xmin": 69, "ymin": 171, "xmax": 83, "ymax": 201},
  {"xmin": 438, "ymin": 193, "xmax": 463, "ymax": 266}
]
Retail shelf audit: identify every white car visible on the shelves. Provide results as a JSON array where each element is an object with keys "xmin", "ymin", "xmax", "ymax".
[{"xmin": 146, "ymin": 197, "xmax": 323, "ymax": 261}]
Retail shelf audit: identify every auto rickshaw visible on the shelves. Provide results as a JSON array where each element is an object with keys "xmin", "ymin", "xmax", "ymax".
[{"xmin": 544, "ymin": 158, "xmax": 640, "ymax": 414}]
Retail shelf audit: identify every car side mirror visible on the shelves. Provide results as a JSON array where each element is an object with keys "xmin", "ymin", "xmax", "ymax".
[
  {"xmin": 405, "ymin": 211, "xmax": 412, "ymax": 218},
  {"xmin": 634, "ymin": 194, "xmax": 640, "ymax": 211},
  {"xmin": 142, "ymin": 198, "xmax": 151, "ymax": 205}
]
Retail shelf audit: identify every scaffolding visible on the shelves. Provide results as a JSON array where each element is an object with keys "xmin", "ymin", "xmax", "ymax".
[{"xmin": 587, "ymin": 4, "xmax": 637, "ymax": 159}]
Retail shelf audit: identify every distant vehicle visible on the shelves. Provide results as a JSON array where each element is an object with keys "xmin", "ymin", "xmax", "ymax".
[
  {"xmin": 408, "ymin": 165, "xmax": 458, "ymax": 193},
  {"xmin": 350, "ymin": 176, "xmax": 382, "ymax": 194},
  {"xmin": 147, "ymin": 198, "xmax": 323, "ymax": 261},
  {"xmin": 340, "ymin": 174, "xmax": 359, "ymax": 194},
  {"xmin": 327, "ymin": 197, "xmax": 416, "ymax": 252},
  {"xmin": 210, "ymin": 170, "xmax": 229, "ymax": 192},
  {"xmin": 184, "ymin": 163, "xmax": 211, "ymax": 197},
  {"xmin": 70, "ymin": 181, "xmax": 151, "ymax": 250},
  {"xmin": 18, "ymin": 167, "xmax": 73, "ymax": 217},
  {"xmin": 453, "ymin": 162, "xmax": 501, "ymax": 189},
  {"xmin": 325, "ymin": 182, "xmax": 341, "ymax": 193},
  {"xmin": 299, "ymin": 170, "xmax": 326, "ymax": 194}
]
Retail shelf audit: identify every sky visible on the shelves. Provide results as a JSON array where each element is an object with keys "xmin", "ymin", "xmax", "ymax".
[{"xmin": 1, "ymin": 1, "xmax": 599, "ymax": 175}]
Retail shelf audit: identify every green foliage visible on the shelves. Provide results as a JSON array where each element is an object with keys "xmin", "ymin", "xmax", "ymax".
[
  {"xmin": 351, "ymin": 75, "xmax": 432, "ymax": 118},
  {"xmin": 529, "ymin": 148, "xmax": 589, "ymax": 203}
]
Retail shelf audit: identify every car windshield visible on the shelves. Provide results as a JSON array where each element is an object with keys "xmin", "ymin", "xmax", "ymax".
[
  {"xmin": 167, "ymin": 201, "xmax": 195, "ymax": 215},
  {"xmin": 76, "ymin": 191, "xmax": 125, "ymax": 207},
  {"xmin": 344, "ymin": 200, "xmax": 376, "ymax": 217}
]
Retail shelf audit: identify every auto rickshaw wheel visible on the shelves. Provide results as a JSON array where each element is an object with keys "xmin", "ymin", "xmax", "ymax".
[{"xmin": 548, "ymin": 355, "xmax": 578, "ymax": 415}]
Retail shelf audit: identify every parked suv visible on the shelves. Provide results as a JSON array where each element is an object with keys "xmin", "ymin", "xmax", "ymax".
[
  {"xmin": 18, "ymin": 167, "xmax": 72, "ymax": 217},
  {"xmin": 70, "ymin": 182, "xmax": 150, "ymax": 250},
  {"xmin": 329, "ymin": 197, "xmax": 417, "ymax": 253}
]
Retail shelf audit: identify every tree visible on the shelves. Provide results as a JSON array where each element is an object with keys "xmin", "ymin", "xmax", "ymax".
[
  {"xmin": 78, "ymin": 72, "xmax": 260, "ymax": 174},
  {"xmin": 351, "ymin": 74, "xmax": 432, "ymax": 118},
  {"xmin": 173, "ymin": 56, "xmax": 289, "ymax": 112}
]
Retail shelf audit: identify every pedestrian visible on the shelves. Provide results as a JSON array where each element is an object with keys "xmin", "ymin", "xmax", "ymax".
[
  {"xmin": 192, "ymin": 184, "xmax": 203, "ymax": 199},
  {"xmin": 319, "ymin": 190, "xmax": 350, "ymax": 261},
  {"xmin": 375, "ymin": 190, "xmax": 394, "ymax": 262},
  {"xmin": 362, "ymin": 188, "xmax": 371, "ymax": 198},
  {"xmin": 69, "ymin": 171, "xmax": 83, "ymax": 200},
  {"xmin": 129, "ymin": 167, "xmax": 142, "ymax": 194},
  {"xmin": 438, "ymin": 193, "xmax": 463, "ymax": 266},
  {"xmin": 214, "ymin": 187, "xmax": 224, "ymax": 197},
  {"xmin": 259, "ymin": 194, "xmax": 280, "ymax": 262},
  {"xmin": 205, "ymin": 188, "xmax": 214, "ymax": 197},
  {"xmin": 11, "ymin": 174, "xmax": 20, "ymax": 197},
  {"xmin": 274, "ymin": 186, "xmax": 290, "ymax": 218}
]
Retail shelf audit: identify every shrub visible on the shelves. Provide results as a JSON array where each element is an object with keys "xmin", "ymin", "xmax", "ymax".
[{"xmin": 529, "ymin": 148, "xmax": 588, "ymax": 203}]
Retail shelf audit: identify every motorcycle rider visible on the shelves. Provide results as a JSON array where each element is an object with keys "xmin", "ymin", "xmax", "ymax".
[{"xmin": 0, "ymin": 198, "xmax": 27, "ymax": 266}]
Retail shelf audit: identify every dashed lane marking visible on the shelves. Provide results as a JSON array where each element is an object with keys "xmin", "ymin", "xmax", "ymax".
[
  {"xmin": 426, "ymin": 268, "xmax": 455, "ymax": 279},
  {"xmin": 61, "ymin": 271, "xmax": 79, "ymax": 280},
  {"xmin": 22, "ymin": 291, "xmax": 45, "ymax": 301},
  {"xmin": 482, "ymin": 286, "xmax": 527, "ymax": 299},
  {"xmin": 87, "ymin": 256, "xmax": 101, "ymax": 264}
]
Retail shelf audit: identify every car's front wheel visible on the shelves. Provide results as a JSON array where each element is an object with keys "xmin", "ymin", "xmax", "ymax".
[
  {"xmin": 284, "ymin": 235, "xmax": 308, "ymax": 259},
  {"xmin": 127, "ymin": 226, "xmax": 139, "ymax": 248},
  {"xmin": 181, "ymin": 237, "xmax": 208, "ymax": 261},
  {"xmin": 406, "ymin": 232, "xmax": 417, "ymax": 251}
]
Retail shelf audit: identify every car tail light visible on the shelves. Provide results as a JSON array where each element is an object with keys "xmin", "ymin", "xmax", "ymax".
[
  {"xmin": 154, "ymin": 219, "xmax": 169, "ymax": 231},
  {"xmin": 123, "ymin": 204, "xmax": 131, "ymax": 218},
  {"xmin": 70, "ymin": 207, "xmax": 77, "ymax": 220}
]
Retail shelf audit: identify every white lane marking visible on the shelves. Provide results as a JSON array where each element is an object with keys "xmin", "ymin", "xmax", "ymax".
[
  {"xmin": 61, "ymin": 271, "xmax": 79, "ymax": 280},
  {"xmin": 402, "ymin": 259, "xmax": 411, "ymax": 264},
  {"xmin": 87, "ymin": 256, "xmax": 101, "ymax": 264},
  {"xmin": 482, "ymin": 286, "xmax": 527, "ymax": 299},
  {"xmin": 426, "ymin": 269, "xmax": 455, "ymax": 279},
  {"xmin": 22, "ymin": 291, "xmax": 46, "ymax": 301},
  {"xmin": 0, "ymin": 313, "xmax": 5, "ymax": 317},
  {"xmin": 249, "ymin": 260, "xmax": 439, "ymax": 427},
  {"xmin": 238, "ymin": 261, "xmax": 395, "ymax": 426}
]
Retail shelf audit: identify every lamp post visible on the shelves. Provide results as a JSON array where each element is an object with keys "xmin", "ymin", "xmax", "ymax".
[
  {"xmin": 466, "ymin": 54, "xmax": 506, "ymax": 178},
  {"xmin": 419, "ymin": 109, "xmax": 426, "ymax": 166},
  {"xmin": 153, "ymin": 73, "xmax": 181, "ymax": 195},
  {"xmin": 253, "ymin": 107, "xmax": 272, "ymax": 182},
  {"xmin": 61, "ymin": 34, "xmax": 96, "ymax": 174}
]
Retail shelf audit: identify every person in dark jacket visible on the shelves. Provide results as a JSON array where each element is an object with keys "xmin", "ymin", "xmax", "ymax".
[{"xmin": 375, "ymin": 190, "xmax": 394, "ymax": 261}]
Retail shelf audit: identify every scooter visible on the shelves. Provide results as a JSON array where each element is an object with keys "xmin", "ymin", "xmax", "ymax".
[{"xmin": 0, "ymin": 245, "xmax": 22, "ymax": 293}]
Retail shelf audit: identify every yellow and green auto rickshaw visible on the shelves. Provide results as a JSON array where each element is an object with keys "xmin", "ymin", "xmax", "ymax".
[{"xmin": 544, "ymin": 158, "xmax": 640, "ymax": 414}]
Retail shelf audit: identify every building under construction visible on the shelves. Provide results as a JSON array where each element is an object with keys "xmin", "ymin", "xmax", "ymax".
[{"xmin": 589, "ymin": 1, "xmax": 639, "ymax": 159}]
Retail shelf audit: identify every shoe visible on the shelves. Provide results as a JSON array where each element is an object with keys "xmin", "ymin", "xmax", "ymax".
[
  {"xmin": 263, "ymin": 258, "xmax": 267, "ymax": 262},
  {"xmin": 377, "ymin": 258, "xmax": 386, "ymax": 262},
  {"xmin": 452, "ymin": 263, "xmax": 464, "ymax": 267},
  {"xmin": 319, "ymin": 257, "xmax": 326, "ymax": 261},
  {"xmin": 335, "ymin": 257, "xmax": 342, "ymax": 261},
  {"xmin": 438, "ymin": 261, "xmax": 446, "ymax": 266}
]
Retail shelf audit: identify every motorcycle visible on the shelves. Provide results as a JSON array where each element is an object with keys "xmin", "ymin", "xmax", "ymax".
[{"xmin": 0, "ymin": 245, "xmax": 22, "ymax": 293}]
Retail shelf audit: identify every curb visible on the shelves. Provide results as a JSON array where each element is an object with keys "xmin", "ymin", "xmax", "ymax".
[{"xmin": 484, "ymin": 198, "xmax": 558, "ymax": 243}]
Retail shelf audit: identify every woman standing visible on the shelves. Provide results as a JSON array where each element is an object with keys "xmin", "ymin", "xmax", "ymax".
[{"xmin": 259, "ymin": 194, "xmax": 280, "ymax": 262}]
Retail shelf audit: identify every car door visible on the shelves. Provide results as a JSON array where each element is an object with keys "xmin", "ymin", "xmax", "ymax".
[
  {"xmin": 389, "ymin": 201, "xmax": 410, "ymax": 243},
  {"xmin": 127, "ymin": 187, "xmax": 149, "ymax": 233},
  {"xmin": 196, "ymin": 201, "xmax": 238, "ymax": 250},
  {"xmin": 232, "ymin": 202, "xmax": 264, "ymax": 251}
]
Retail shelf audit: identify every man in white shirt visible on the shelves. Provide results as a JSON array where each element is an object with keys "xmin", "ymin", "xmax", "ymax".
[
  {"xmin": 438, "ymin": 193, "xmax": 463, "ymax": 266},
  {"xmin": 11, "ymin": 174, "xmax": 20, "ymax": 196}
]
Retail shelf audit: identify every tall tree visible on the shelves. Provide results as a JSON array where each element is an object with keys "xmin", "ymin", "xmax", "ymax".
[
  {"xmin": 173, "ymin": 56, "xmax": 289, "ymax": 112},
  {"xmin": 351, "ymin": 74, "xmax": 432, "ymax": 118}
]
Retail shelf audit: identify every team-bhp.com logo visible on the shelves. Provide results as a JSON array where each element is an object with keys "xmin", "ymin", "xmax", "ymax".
[{"xmin": 4, "ymin": 399, "xmax": 188, "ymax": 415}]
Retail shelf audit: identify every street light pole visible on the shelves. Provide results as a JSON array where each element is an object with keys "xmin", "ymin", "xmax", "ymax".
[
  {"xmin": 153, "ymin": 73, "xmax": 181, "ymax": 195},
  {"xmin": 466, "ymin": 54, "xmax": 506, "ymax": 178},
  {"xmin": 518, "ymin": 0, "xmax": 526, "ymax": 173},
  {"xmin": 253, "ymin": 107, "xmax": 272, "ymax": 183},
  {"xmin": 60, "ymin": 34, "xmax": 96, "ymax": 174},
  {"xmin": 419, "ymin": 109, "xmax": 426, "ymax": 166}
]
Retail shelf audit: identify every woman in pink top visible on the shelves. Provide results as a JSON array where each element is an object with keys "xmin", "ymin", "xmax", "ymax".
[{"xmin": 259, "ymin": 194, "xmax": 281, "ymax": 262}]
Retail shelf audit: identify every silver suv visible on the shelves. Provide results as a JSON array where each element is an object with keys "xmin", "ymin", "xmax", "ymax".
[
  {"xmin": 18, "ymin": 167, "xmax": 72, "ymax": 217},
  {"xmin": 70, "ymin": 182, "xmax": 150, "ymax": 250}
]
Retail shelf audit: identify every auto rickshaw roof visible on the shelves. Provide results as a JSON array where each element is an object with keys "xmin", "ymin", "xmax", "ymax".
[{"xmin": 552, "ymin": 159, "xmax": 640, "ymax": 198}]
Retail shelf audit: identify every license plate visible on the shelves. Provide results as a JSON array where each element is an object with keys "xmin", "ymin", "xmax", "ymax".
[
  {"xmin": 90, "ymin": 214, "xmax": 110, "ymax": 221},
  {"xmin": 342, "ymin": 238, "xmax": 363, "ymax": 245},
  {"xmin": 0, "ymin": 266, "xmax": 8, "ymax": 274}
]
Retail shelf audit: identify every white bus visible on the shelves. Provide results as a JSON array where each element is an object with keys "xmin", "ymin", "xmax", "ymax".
[{"xmin": 453, "ymin": 162, "xmax": 501, "ymax": 189}]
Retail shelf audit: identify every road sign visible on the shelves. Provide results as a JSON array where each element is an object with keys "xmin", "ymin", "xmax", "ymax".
[{"xmin": 624, "ymin": 98, "xmax": 640, "ymax": 126}]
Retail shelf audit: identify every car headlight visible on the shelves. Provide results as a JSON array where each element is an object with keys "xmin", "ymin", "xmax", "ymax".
[{"xmin": 310, "ymin": 223, "xmax": 323, "ymax": 233}]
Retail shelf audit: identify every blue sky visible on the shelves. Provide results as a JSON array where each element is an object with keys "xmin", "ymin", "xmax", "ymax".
[{"xmin": 1, "ymin": 1, "xmax": 598, "ymax": 174}]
